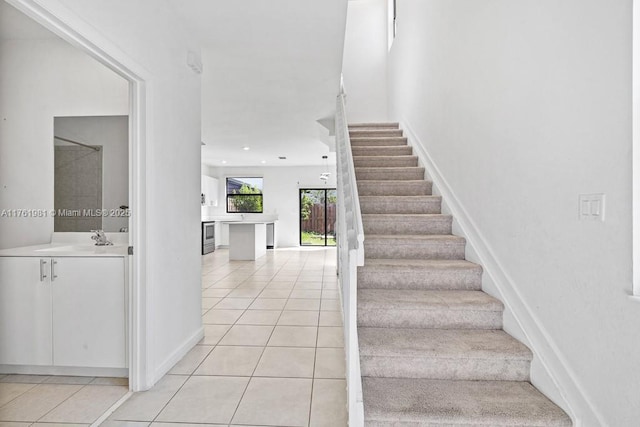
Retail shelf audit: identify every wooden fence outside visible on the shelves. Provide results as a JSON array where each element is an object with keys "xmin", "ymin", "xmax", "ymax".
[{"xmin": 302, "ymin": 204, "xmax": 336, "ymax": 235}]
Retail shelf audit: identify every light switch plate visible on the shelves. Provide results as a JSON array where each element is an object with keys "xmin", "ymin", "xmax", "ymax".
[{"xmin": 579, "ymin": 194, "xmax": 605, "ymax": 221}]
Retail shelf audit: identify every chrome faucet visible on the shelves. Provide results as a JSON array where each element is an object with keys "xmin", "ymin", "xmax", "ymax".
[{"xmin": 91, "ymin": 230, "xmax": 113, "ymax": 246}]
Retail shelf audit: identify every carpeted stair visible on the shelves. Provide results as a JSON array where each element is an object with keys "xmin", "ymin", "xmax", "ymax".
[{"xmin": 350, "ymin": 122, "xmax": 572, "ymax": 426}]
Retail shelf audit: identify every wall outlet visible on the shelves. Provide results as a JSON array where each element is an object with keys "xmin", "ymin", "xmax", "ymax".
[{"xmin": 579, "ymin": 194, "xmax": 605, "ymax": 221}]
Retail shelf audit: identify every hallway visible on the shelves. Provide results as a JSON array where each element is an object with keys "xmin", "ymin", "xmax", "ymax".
[
  {"xmin": 107, "ymin": 247, "xmax": 347, "ymax": 426},
  {"xmin": 0, "ymin": 248, "xmax": 345, "ymax": 426}
]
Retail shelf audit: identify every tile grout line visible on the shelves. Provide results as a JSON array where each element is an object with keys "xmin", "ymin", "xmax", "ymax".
[
  {"xmin": 227, "ymin": 252, "xmax": 305, "ymax": 425},
  {"xmin": 0, "ymin": 380, "xmax": 39, "ymax": 412},
  {"xmin": 32, "ymin": 382, "xmax": 90, "ymax": 424},
  {"xmin": 149, "ymin": 257, "xmax": 282, "ymax": 424}
]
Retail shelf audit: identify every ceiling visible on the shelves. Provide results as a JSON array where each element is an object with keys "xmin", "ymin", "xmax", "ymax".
[
  {"xmin": 2, "ymin": 0, "xmax": 348, "ymax": 167},
  {"xmin": 167, "ymin": 0, "xmax": 347, "ymax": 167}
]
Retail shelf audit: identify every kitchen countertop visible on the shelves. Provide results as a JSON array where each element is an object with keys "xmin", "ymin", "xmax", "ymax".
[
  {"xmin": 201, "ymin": 214, "xmax": 278, "ymax": 223},
  {"xmin": 223, "ymin": 221, "xmax": 273, "ymax": 225}
]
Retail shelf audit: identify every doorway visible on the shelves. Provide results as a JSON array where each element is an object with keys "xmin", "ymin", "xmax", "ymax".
[
  {"xmin": 299, "ymin": 189, "xmax": 337, "ymax": 246},
  {"xmin": 7, "ymin": 0, "xmax": 147, "ymax": 391}
]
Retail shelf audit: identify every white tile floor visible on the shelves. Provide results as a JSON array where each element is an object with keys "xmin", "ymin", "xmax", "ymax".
[
  {"xmin": 0, "ymin": 247, "xmax": 345, "ymax": 427},
  {"xmin": 110, "ymin": 246, "xmax": 345, "ymax": 427},
  {"xmin": 0, "ymin": 375, "xmax": 129, "ymax": 426}
]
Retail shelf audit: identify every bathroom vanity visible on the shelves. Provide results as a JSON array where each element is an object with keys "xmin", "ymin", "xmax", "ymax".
[{"xmin": 0, "ymin": 233, "xmax": 128, "ymax": 377}]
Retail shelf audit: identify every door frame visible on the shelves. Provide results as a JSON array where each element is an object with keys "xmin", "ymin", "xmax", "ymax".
[
  {"xmin": 8, "ymin": 0, "xmax": 150, "ymax": 390},
  {"xmin": 299, "ymin": 188, "xmax": 337, "ymax": 247}
]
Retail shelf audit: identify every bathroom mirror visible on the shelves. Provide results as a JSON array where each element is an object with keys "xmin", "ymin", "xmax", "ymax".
[{"xmin": 53, "ymin": 115, "xmax": 129, "ymax": 232}]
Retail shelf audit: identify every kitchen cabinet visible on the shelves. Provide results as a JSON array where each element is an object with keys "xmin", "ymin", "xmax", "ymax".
[
  {"xmin": 201, "ymin": 175, "xmax": 219, "ymax": 207},
  {"xmin": 0, "ymin": 256, "xmax": 126, "ymax": 369}
]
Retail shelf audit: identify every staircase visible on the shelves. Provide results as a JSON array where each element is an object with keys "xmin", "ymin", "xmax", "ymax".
[{"xmin": 349, "ymin": 123, "xmax": 572, "ymax": 426}]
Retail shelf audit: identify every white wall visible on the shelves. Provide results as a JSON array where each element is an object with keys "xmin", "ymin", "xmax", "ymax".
[
  {"xmin": 388, "ymin": 0, "xmax": 639, "ymax": 425},
  {"xmin": 54, "ymin": 115, "xmax": 129, "ymax": 232},
  {"xmin": 20, "ymin": 0, "xmax": 203, "ymax": 389},
  {"xmin": 204, "ymin": 165, "xmax": 337, "ymax": 247},
  {"xmin": 342, "ymin": 0, "xmax": 388, "ymax": 122},
  {"xmin": 0, "ymin": 38, "xmax": 128, "ymax": 249}
]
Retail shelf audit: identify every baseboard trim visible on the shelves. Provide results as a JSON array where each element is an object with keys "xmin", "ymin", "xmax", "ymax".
[
  {"xmin": 401, "ymin": 118, "xmax": 604, "ymax": 427},
  {"xmin": 0, "ymin": 365, "xmax": 127, "ymax": 378},
  {"xmin": 153, "ymin": 326, "xmax": 204, "ymax": 384}
]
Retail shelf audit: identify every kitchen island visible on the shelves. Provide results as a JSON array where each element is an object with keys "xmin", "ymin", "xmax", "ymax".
[{"xmin": 225, "ymin": 221, "xmax": 267, "ymax": 260}]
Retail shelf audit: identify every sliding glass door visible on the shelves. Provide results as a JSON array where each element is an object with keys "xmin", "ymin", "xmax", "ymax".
[{"xmin": 299, "ymin": 189, "xmax": 337, "ymax": 246}]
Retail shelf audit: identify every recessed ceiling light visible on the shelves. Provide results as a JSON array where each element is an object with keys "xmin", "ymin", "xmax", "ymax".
[
  {"xmin": 261, "ymin": 160, "xmax": 266, "ymax": 164},
  {"xmin": 221, "ymin": 160, "xmax": 227, "ymax": 164},
  {"xmin": 243, "ymin": 146, "xmax": 250, "ymax": 151}
]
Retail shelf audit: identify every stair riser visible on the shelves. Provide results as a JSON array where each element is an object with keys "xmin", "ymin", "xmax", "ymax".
[
  {"xmin": 357, "ymin": 266, "xmax": 482, "ymax": 290},
  {"xmin": 360, "ymin": 197, "xmax": 442, "ymax": 214},
  {"xmin": 352, "ymin": 146, "xmax": 413, "ymax": 156},
  {"xmin": 358, "ymin": 308, "xmax": 502, "ymax": 329},
  {"xmin": 351, "ymin": 137, "xmax": 408, "ymax": 146},
  {"xmin": 356, "ymin": 168, "xmax": 425, "ymax": 181},
  {"xmin": 363, "ymin": 218, "xmax": 452, "ymax": 235},
  {"xmin": 358, "ymin": 182, "xmax": 432, "ymax": 196},
  {"xmin": 350, "ymin": 129, "xmax": 403, "ymax": 138},
  {"xmin": 364, "ymin": 241, "xmax": 465, "ymax": 260},
  {"xmin": 361, "ymin": 356, "xmax": 530, "ymax": 381},
  {"xmin": 353, "ymin": 156, "xmax": 418, "ymax": 167}
]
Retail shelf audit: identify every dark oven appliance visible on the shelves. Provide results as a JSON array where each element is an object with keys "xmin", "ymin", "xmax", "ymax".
[{"xmin": 202, "ymin": 221, "xmax": 215, "ymax": 254}]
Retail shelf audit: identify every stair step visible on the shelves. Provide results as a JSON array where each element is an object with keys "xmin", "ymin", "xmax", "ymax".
[
  {"xmin": 349, "ymin": 122, "xmax": 399, "ymax": 129},
  {"xmin": 359, "ymin": 328, "xmax": 531, "ymax": 381},
  {"xmin": 359, "ymin": 195, "xmax": 442, "ymax": 214},
  {"xmin": 358, "ymin": 259, "xmax": 482, "ymax": 290},
  {"xmin": 358, "ymin": 289, "xmax": 503, "ymax": 329},
  {"xmin": 353, "ymin": 155, "xmax": 417, "ymax": 167},
  {"xmin": 363, "ymin": 214, "xmax": 452, "ymax": 235},
  {"xmin": 356, "ymin": 167, "xmax": 425, "ymax": 181},
  {"xmin": 350, "ymin": 129, "xmax": 403, "ymax": 138},
  {"xmin": 362, "ymin": 377, "xmax": 573, "ymax": 426},
  {"xmin": 352, "ymin": 145, "xmax": 412, "ymax": 157},
  {"xmin": 350, "ymin": 136, "xmax": 408, "ymax": 146},
  {"xmin": 364, "ymin": 234, "xmax": 465, "ymax": 260},
  {"xmin": 358, "ymin": 180, "xmax": 431, "ymax": 196}
]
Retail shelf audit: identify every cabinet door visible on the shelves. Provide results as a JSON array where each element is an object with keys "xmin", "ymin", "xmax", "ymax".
[
  {"xmin": 0, "ymin": 257, "xmax": 53, "ymax": 365},
  {"xmin": 51, "ymin": 257, "xmax": 126, "ymax": 368}
]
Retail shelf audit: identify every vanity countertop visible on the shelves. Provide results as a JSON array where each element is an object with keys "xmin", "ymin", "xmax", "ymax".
[
  {"xmin": 0, "ymin": 243, "xmax": 128, "ymax": 257},
  {"xmin": 0, "ymin": 232, "xmax": 129, "ymax": 257}
]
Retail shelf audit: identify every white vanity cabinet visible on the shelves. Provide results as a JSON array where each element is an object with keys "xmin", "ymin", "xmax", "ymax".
[
  {"xmin": 0, "ymin": 257, "xmax": 53, "ymax": 366},
  {"xmin": 0, "ymin": 256, "xmax": 126, "ymax": 370}
]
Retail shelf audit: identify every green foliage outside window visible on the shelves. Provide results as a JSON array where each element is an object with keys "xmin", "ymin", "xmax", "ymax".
[{"xmin": 229, "ymin": 184, "xmax": 263, "ymax": 213}]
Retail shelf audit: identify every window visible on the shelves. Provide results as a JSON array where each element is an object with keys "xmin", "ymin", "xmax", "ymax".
[
  {"xmin": 388, "ymin": 0, "xmax": 397, "ymax": 50},
  {"xmin": 226, "ymin": 177, "xmax": 263, "ymax": 213}
]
